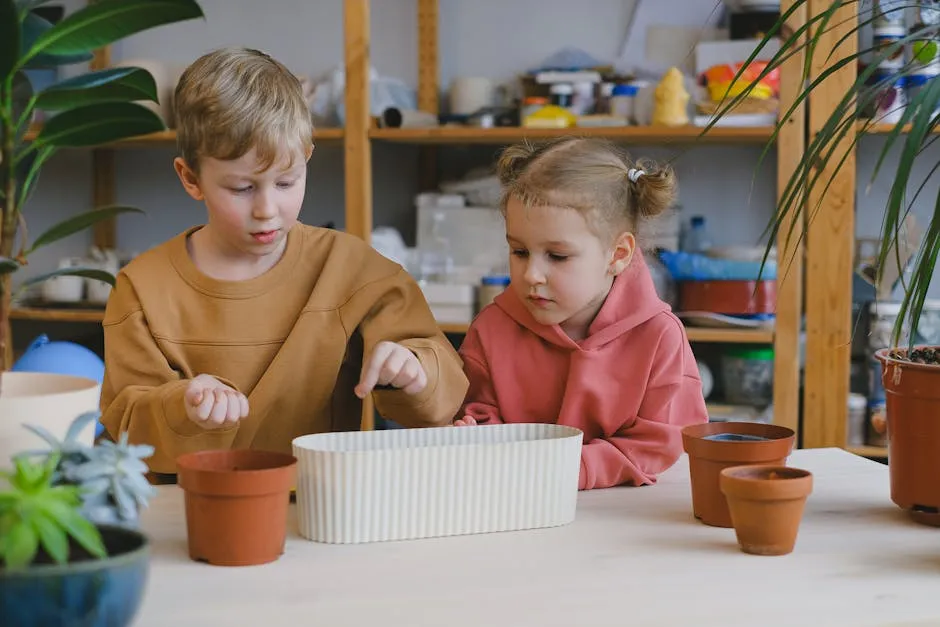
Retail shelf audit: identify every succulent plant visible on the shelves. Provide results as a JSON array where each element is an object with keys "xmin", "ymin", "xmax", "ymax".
[{"xmin": 17, "ymin": 411, "xmax": 156, "ymax": 529}]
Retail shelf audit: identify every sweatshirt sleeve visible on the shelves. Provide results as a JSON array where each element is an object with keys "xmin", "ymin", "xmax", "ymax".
[
  {"xmin": 100, "ymin": 273, "xmax": 239, "ymax": 474},
  {"xmin": 579, "ymin": 321, "xmax": 708, "ymax": 490},
  {"xmin": 347, "ymin": 268, "xmax": 469, "ymax": 428},
  {"xmin": 457, "ymin": 323, "xmax": 503, "ymax": 424}
]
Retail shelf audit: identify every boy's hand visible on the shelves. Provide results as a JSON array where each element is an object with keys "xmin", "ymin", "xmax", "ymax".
[
  {"xmin": 453, "ymin": 415, "xmax": 477, "ymax": 427},
  {"xmin": 355, "ymin": 341, "xmax": 427, "ymax": 398},
  {"xmin": 184, "ymin": 374, "xmax": 249, "ymax": 429}
]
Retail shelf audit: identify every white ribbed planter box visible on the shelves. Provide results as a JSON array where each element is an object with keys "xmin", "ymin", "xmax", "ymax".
[{"xmin": 292, "ymin": 423, "xmax": 583, "ymax": 544}]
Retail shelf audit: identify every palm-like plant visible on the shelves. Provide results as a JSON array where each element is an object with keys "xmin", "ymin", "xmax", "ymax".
[
  {"xmin": 0, "ymin": 0, "xmax": 205, "ymax": 368},
  {"xmin": 704, "ymin": 0, "xmax": 939, "ymax": 356}
]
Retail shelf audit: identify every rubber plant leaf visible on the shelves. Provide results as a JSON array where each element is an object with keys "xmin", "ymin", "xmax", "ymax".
[
  {"xmin": 27, "ymin": 205, "xmax": 144, "ymax": 253},
  {"xmin": 20, "ymin": 0, "xmax": 204, "ymax": 65},
  {"xmin": 0, "ymin": 0, "xmax": 19, "ymax": 81},
  {"xmin": 0, "ymin": 258, "xmax": 20, "ymax": 274},
  {"xmin": 35, "ymin": 67, "xmax": 159, "ymax": 110},
  {"xmin": 20, "ymin": 10, "xmax": 92, "ymax": 68},
  {"xmin": 31, "ymin": 101, "xmax": 164, "ymax": 148}
]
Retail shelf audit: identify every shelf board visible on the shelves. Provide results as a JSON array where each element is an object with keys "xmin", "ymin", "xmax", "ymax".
[
  {"xmin": 685, "ymin": 327, "xmax": 774, "ymax": 343},
  {"xmin": 22, "ymin": 126, "xmax": 344, "ymax": 147},
  {"xmin": 858, "ymin": 121, "xmax": 940, "ymax": 135},
  {"xmin": 371, "ymin": 125, "xmax": 773, "ymax": 145},
  {"xmin": 11, "ymin": 307, "xmax": 104, "ymax": 323},
  {"xmin": 846, "ymin": 445, "xmax": 888, "ymax": 458},
  {"xmin": 437, "ymin": 321, "xmax": 772, "ymax": 343}
]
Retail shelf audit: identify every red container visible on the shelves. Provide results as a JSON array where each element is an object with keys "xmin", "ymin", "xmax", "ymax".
[{"xmin": 680, "ymin": 280, "xmax": 776, "ymax": 315}]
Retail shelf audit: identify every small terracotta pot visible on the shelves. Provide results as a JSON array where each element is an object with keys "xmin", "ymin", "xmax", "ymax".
[
  {"xmin": 681, "ymin": 422, "xmax": 795, "ymax": 527},
  {"xmin": 720, "ymin": 465, "xmax": 813, "ymax": 556},
  {"xmin": 176, "ymin": 449, "xmax": 297, "ymax": 567},
  {"xmin": 875, "ymin": 347, "xmax": 940, "ymax": 526}
]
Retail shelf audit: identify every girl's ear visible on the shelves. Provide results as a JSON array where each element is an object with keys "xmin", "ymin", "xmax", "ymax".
[
  {"xmin": 608, "ymin": 231, "xmax": 636, "ymax": 276},
  {"xmin": 174, "ymin": 157, "xmax": 205, "ymax": 201}
]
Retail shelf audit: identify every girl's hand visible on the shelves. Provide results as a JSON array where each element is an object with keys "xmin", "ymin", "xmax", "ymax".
[{"xmin": 453, "ymin": 415, "xmax": 478, "ymax": 427}]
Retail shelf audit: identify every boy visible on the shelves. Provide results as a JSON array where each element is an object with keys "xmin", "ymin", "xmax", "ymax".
[{"xmin": 99, "ymin": 47, "xmax": 469, "ymax": 474}]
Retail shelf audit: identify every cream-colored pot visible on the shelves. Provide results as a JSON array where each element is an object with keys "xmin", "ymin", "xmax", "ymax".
[{"xmin": 0, "ymin": 372, "xmax": 100, "ymax": 470}]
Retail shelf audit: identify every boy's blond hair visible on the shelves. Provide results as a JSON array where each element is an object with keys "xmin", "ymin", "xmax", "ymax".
[
  {"xmin": 174, "ymin": 47, "xmax": 313, "ymax": 173},
  {"xmin": 497, "ymin": 137, "xmax": 677, "ymax": 244}
]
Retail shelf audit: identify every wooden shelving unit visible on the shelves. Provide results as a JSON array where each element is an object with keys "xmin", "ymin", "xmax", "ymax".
[
  {"xmin": 341, "ymin": 0, "xmax": 806, "ymax": 437},
  {"xmin": 21, "ymin": 0, "xmax": 811, "ymax": 437},
  {"xmin": 370, "ymin": 125, "xmax": 773, "ymax": 145},
  {"xmin": 23, "ymin": 126, "xmax": 344, "ymax": 146}
]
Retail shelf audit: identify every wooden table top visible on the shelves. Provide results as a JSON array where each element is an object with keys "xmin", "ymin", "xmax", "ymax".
[{"xmin": 134, "ymin": 447, "xmax": 939, "ymax": 627}]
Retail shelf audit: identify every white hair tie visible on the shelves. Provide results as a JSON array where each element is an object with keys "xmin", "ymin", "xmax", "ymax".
[{"xmin": 627, "ymin": 168, "xmax": 645, "ymax": 183}]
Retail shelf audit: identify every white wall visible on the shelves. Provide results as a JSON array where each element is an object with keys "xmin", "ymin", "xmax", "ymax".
[{"xmin": 19, "ymin": 0, "xmax": 936, "ymax": 303}]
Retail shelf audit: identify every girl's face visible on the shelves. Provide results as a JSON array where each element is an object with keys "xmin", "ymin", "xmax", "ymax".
[{"xmin": 505, "ymin": 196, "xmax": 635, "ymax": 341}]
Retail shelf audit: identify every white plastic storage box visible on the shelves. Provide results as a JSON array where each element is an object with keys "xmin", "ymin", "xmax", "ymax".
[{"xmin": 291, "ymin": 423, "xmax": 583, "ymax": 544}]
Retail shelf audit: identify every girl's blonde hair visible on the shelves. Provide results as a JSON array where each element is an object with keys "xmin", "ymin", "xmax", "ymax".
[{"xmin": 496, "ymin": 137, "xmax": 677, "ymax": 243}]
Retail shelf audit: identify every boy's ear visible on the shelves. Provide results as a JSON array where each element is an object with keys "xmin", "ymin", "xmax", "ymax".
[
  {"xmin": 174, "ymin": 157, "xmax": 204, "ymax": 201},
  {"xmin": 608, "ymin": 231, "xmax": 636, "ymax": 276}
]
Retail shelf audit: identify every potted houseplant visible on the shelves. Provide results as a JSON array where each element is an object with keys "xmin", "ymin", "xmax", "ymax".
[
  {"xmin": 0, "ymin": 411, "xmax": 157, "ymax": 627},
  {"xmin": 702, "ymin": 1, "xmax": 940, "ymax": 525},
  {"xmin": 0, "ymin": 0, "xmax": 205, "ymax": 456}
]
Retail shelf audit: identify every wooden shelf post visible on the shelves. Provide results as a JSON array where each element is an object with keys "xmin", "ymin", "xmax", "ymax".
[{"xmin": 802, "ymin": 0, "xmax": 858, "ymax": 447}]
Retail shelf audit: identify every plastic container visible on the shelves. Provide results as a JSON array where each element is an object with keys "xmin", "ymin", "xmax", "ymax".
[
  {"xmin": 609, "ymin": 84, "xmax": 638, "ymax": 124},
  {"xmin": 721, "ymin": 347, "xmax": 774, "ymax": 406},
  {"xmin": 291, "ymin": 423, "xmax": 583, "ymax": 544},
  {"xmin": 477, "ymin": 274, "xmax": 510, "ymax": 313},
  {"xmin": 847, "ymin": 393, "xmax": 868, "ymax": 446}
]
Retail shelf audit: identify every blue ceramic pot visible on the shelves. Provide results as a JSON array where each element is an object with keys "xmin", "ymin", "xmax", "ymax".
[{"xmin": 0, "ymin": 524, "xmax": 150, "ymax": 627}]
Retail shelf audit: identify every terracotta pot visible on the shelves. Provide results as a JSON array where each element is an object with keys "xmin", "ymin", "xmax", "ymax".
[
  {"xmin": 720, "ymin": 465, "xmax": 813, "ymax": 556},
  {"xmin": 876, "ymin": 347, "xmax": 940, "ymax": 526},
  {"xmin": 175, "ymin": 449, "xmax": 297, "ymax": 566},
  {"xmin": 681, "ymin": 421, "xmax": 795, "ymax": 527}
]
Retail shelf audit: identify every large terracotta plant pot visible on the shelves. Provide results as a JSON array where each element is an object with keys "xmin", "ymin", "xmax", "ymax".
[
  {"xmin": 681, "ymin": 421, "xmax": 796, "ymax": 527},
  {"xmin": 0, "ymin": 372, "xmax": 99, "ymax": 469},
  {"xmin": 875, "ymin": 347, "xmax": 940, "ymax": 526},
  {"xmin": 0, "ymin": 525, "xmax": 150, "ymax": 627},
  {"xmin": 720, "ymin": 465, "xmax": 813, "ymax": 556},
  {"xmin": 176, "ymin": 449, "xmax": 297, "ymax": 566}
]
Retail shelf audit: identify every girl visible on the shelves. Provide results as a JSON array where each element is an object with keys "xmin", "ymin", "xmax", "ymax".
[{"xmin": 455, "ymin": 137, "xmax": 708, "ymax": 490}]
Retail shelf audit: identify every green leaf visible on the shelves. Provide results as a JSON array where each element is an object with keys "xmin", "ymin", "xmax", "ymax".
[
  {"xmin": 0, "ymin": 257, "xmax": 20, "ymax": 274},
  {"xmin": 19, "ymin": 10, "xmax": 92, "ymax": 68},
  {"xmin": 15, "ymin": 144, "xmax": 54, "ymax": 207},
  {"xmin": 32, "ymin": 101, "xmax": 164, "ymax": 147},
  {"xmin": 3, "ymin": 522, "xmax": 39, "ymax": 568},
  {"xmin": 58, "ymin": 508, "xmax": 106, "ymax": 559},
  {"xmin": 13, "ymin": 70, "xmax": 35, "ymax": 144},
  {"xmin": 31, "ymin": 510, "xmax": 68, "ymax": 564},
  {"xmin": 20, "ymin": 267, "xmax": 117, "ymax": 289},
  {"xmin": 27, "ymin": 205, "xmax": 144, "ymax": 253},
  {"xmin": 0, "ymin": 0, "xmax": 19, "ymax": 80},
  {"xmin": 35, "ymin": 67, "xmax": 159, "ymax": 111},
  {"xmin": 21, "ymin": 0, "xmax": 204, "ymax": 65}
]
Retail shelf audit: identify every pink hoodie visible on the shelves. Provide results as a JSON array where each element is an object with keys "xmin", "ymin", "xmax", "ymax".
[{"xmin": 459, "ymin": 254, "xmax": 708, "ymax": 490}]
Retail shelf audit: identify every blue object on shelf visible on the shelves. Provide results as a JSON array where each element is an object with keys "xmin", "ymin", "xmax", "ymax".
[
  {"xmin": 658, "ymin": 250, "xmax": 778, "ymax": 281},
  {"xmin": 12, "ymin": 334, "xmax": 105, "ymax": 437}
]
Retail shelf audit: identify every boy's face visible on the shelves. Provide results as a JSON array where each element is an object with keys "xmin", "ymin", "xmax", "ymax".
[
  {"xmin": 174, "ymin": 147, "xmax": 308, "ymax": 260},
  {"xmin": 505, "ymin": 196, "xmax": 634, "ymax": 341}
]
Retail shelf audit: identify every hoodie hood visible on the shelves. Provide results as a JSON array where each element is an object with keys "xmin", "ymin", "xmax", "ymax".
[{"xmin": 494, "ymin": 249, "xmax": 670, "ymax": 351}]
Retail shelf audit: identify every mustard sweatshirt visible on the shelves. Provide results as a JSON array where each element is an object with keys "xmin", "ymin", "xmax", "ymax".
[{"xmin": 100, "ymin": 224, "xmax": 469, "ymax": 473}]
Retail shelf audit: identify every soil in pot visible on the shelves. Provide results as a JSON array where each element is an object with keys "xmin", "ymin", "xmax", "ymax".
[
  {"xmin": 719, "ymin": 465, "xmax": 813, "ymax": 556},
  {"xmin": 681, "ymin": 421, "xmax": 795, "ymax": 527},
  {"xmin": 0, "ymin": 525, "xmax": 150, "ymax": 627},
  {"xmin": 175, "ymin": 449, "xmax": 297, "ymax": 567},
  {"xmin": 876, "ymin": 346, "xmax": 940, "ymax": 526}
]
